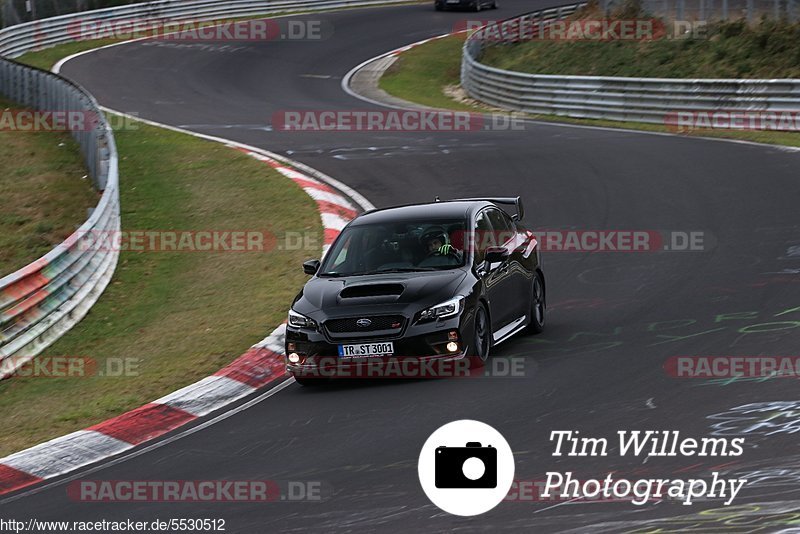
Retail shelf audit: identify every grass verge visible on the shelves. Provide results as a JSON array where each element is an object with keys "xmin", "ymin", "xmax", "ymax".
[
  {"xmin": 17, "ymin": 39, "xmax": 123, "ymax": 71},
  {"xmin": 480, "ymin": 4, "xmax": 800, "ymax": 79},
  {"xmin": 0, "ymin": 49, "xmax": 321, "ymax": 456},
  {"xmin": 379, "ymin": 34, "xmax": 800, "ymax": 148},
  {"xmin": 0, "ymin": 99, "xmax": 98, "ymax": 275}
]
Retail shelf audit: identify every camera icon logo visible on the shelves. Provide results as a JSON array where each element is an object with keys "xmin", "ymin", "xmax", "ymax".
[
  {"xmin": 435, "ymin": 442, "xmax": 497, "ymax": 489},
  {"xmin": 418, "ymin": 420, "xmax": 515, "ymax": 516}
]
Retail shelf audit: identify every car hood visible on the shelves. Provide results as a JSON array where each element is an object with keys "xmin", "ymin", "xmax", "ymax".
[{"xmin": 293, "ymin": 269, "xmax": 470, "ymax": 320}]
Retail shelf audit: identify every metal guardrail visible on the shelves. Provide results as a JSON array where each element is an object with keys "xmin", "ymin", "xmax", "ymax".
[
  {"xmin": 0, "ymin": 0, "xmax": 414, "ymax": 58},
  {"xmin": 0, "ymin": 60, "xmax": 120, "ymax": 377},
  {"xmin": 0, "ymin": 0, "xmax": 413, "ymax": 377},
  {"xmin": 461, "ymin": 5, "xmax": 800, "ymax": 126}
]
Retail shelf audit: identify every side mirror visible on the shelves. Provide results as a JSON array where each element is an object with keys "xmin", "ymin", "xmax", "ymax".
[
  {"xmin": 485, "ymin": 247, "xmax": 510, "ymax": 265},
  {"xmin": 303, "ymin": 259, "xmax": 321, "ymax": 275},
  {"xmin": 484, "ymin": 247, "xmax": 510, "ymax": 272}
]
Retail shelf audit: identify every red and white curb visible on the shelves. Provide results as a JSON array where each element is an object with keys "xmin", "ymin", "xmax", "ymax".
[
  {"xmin": 236, "ymin": 149, "xmax": 358, "ymax": 257},
  {"xmin": 0, "ymin": 155, "xmax": 361, "ymax": 496}
]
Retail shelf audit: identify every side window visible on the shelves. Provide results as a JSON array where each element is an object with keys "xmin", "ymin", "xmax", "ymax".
[
  {"xmin": 486, "ymin": 208, "xmax": 514, "ymax": 246},
  {"xmin": 473, "ymin": 211, "xmax": 493, "ymax": 266}
]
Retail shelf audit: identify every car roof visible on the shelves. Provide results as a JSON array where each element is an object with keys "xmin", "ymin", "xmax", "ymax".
[{"xmin": 349, "ymin": 201, "xmax": 492, "ymax": 225}]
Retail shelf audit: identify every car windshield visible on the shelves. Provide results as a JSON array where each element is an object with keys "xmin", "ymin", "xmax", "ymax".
[{"xmin": 318, "ymin": 218, "xmax": 469, "ymax": 277}]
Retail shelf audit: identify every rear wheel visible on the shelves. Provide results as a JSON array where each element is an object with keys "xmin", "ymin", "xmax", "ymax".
[
  {"xmin": 526, "ymin": 272, "xmax": 546, "ymax": 334},
  {"xmin": 473, "ymin": 1, "xmax": 481, "ymax": 11}
]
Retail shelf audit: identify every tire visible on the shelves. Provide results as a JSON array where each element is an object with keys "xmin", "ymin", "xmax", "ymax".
[
  {"xmin": 525, "ymin": 271, "xmax": 546, "ymax": 334},
  {"xmin": 491, "ymin": 0, "xmax": 498, "ymax": 8},
  {"xmin": 434, "ymin": 3, "xmax": 443, "ymax": 10},
  {"xmin": 473, "ymin": 1, "xmax": 481, "ymax": 11},
  {"xmin": 469, "ymin": 302, "xmax": 492, "ymax": 368}
]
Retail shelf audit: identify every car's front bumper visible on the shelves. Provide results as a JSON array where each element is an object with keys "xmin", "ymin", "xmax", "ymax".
[{"xmin": 285, "ymin": 314, "xmax": 475, "ymax": 379}]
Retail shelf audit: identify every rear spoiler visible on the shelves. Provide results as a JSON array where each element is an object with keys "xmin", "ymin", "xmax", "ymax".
[{"xmin": 437, "ymin": 196, "xmax": 525, "ymax": 221}]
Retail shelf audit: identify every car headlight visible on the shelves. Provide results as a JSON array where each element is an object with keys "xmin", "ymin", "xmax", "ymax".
[
  {"xmin": 418, "ymin": 296, "xmax": 464, "ymax": 322},
  {"xmin": 288, "ymin": 309, "xmax": 318, "ymax": 330}
]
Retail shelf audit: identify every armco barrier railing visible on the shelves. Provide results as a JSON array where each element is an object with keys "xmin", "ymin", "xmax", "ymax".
[
  {"xmin": 0, "ymin": 0, "xmax": 414, "ymax": 59},
  {"xmin": 0, "ymin": 0, "xmax": 413, "ymax": 377},
  {"xmin": 0, "ymin": 60, "xmax": 120, "ymax": 377},
  {"xmin": 462, "ymin": 6, "xmax": 800, "ymax": 126}
]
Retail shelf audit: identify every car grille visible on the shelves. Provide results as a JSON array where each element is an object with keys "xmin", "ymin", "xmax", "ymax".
[{"xmin": 325, "ymin": 315, "xmax": 405, "ymax": 336}]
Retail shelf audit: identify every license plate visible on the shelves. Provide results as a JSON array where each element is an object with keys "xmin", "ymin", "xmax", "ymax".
[{"xmin": 338, "ymin": 342, "xmax": 394, "ymax": 359}]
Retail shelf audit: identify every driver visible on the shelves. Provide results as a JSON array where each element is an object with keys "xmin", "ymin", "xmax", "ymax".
[{"xmin": 420, "ymin": 227, "xmax": 459, "ymax": 258}]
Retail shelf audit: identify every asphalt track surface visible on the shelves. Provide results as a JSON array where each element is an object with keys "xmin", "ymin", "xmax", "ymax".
[{"xmin": 6, "ymin": 2, "xmax": 800, "ymax": 531}]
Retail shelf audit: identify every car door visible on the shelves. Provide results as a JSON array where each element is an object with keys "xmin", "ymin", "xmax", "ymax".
[
  {"xmin": 486, "ymin": 208, "xmax": 534, "ymax": 330},
  {"xmin": 474, "ymin": 209, "xmax": 515, "ymax": 332}
]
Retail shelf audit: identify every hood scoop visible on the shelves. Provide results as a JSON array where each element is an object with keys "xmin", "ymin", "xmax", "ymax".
[{"xmin": 340, "ymin": 283, "xmax": 405, "ymax": 299}]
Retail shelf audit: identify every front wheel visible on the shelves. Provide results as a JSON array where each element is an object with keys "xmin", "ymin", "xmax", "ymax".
[
  {"xmin": 469, "ymin": 302, "xmax": 492, "ymax": 368},
  {"xmin": 525, "ymin": 272, "xmax": 546, "ymax": 334}
]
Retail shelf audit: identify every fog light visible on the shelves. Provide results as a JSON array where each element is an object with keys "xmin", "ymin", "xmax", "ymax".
[
  {"xmin": 446, "ymin": 342, "xmax": 459, "ymax": 353},
  {"xmin": 288, "ymin": 352, "xmax": 301, "ymax": 364}
]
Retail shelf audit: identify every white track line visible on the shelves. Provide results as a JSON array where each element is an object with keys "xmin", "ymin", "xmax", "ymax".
[{"xmin": 0, "ymin": 379, "xmax": 295, "ymax": 505}]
